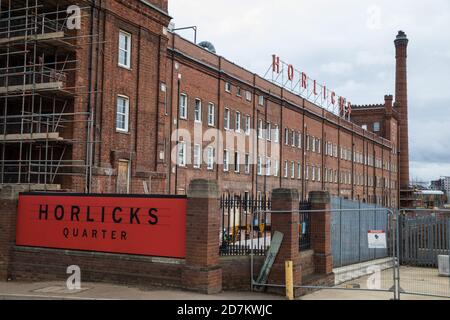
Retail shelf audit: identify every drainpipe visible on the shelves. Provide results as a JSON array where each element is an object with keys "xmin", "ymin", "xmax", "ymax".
[{"xmin": 85, "ymin": 0, "xmax": 96, "ymax": 193}]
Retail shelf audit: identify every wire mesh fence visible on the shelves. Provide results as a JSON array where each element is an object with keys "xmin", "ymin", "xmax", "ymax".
[{"xmin": 398, "ymin": 209, "xmax": 450, "ymax": 298}]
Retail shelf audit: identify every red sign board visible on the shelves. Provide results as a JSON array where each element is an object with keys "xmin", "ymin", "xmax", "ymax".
[{"xmin": 16, "ymin": 193, "xmax": 187, "ymax": 259}]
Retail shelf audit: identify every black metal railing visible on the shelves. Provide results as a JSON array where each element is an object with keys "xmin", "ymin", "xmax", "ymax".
[
  {"xmin": 299, "ymin": 201, "xmax": 312, "ymax": 251},
  {"xmin": 219, "ymin": 194, "xmax": 271, "ymax": 256}
]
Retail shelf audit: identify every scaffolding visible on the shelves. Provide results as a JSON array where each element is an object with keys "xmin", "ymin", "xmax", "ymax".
[{"xmin": 0, "ymin": 0, "xmax": 93, "ymax": 192}]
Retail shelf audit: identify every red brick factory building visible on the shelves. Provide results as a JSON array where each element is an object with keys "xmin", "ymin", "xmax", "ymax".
[{"xmin": 0, "ymin": 0, "xmax": 413, "ymax": 209}]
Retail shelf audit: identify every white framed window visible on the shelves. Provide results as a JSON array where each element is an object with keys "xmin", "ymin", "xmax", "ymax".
[
  {"xmin": 194, "ymin": 99, "xmax": 202, "ymax": 123},
  {"xmin": 207, "ymin": 147, "xmax": 215, "ymax": 170},
  {"xmin": 362, "ymin": 124, "xmax": 368, "ymax": 131},
  {"xmin": 274, "ymin": 160, "xmax": 279, "ymax": 177},
  {"xmin": 245, "ymin": 91, "xmax": 252, "ymax": 102},
  {"xmin": 258, "ymin": 120, "xmax": 264, "ymax": 139},
  {"xmin": 179, "ymin": 94, "xmax": 188, "ymax": 120},
  {"xmin": 224, "ymin": 108, "xmax": 231, "ymax": 130},
  {"xmin": 267, "ymin": 122, "xmax": 272, "ymax": 141},
  {"xmin": 235, "ymin": 112, "xmax": 241, "ymax": 133},
  {"xmin": 266, "ymin": 158, "xmax": 271, "ymax": 176},
  {"xmin": 258, "ymin": 95, "xmax": 264, "ymax": 106},
  {"xmin": 118, "ymin": 30, "xmax": 132, "ymax": 69},
  {"xmin": 312, "ymin": 166, "xmax": 316, "ymax": 181},
  {"xmin": 245, "ymin": 115, "xmax": 251, "ymax": 135},
  {"xmin": 374, "ymin": 122, "xmax": 381, "ymax": 132},
  {"xmin": 193, "ymin": 144, "xmax": 201, "ymax": 169},
  {"xmin": 284, "ymin": 161, "xmax": 289, "ymax": 178},
  {"xmin": 285, "ymin": 128, "xmax": 290, "ymax": 145},
  {"xmin": 223, "ymin": 150, "xmax": 230, "ymax": 172},
  {"xmin": 291, "ymin": 161, "xmax": 295, "ymax": 179},
  {"xmin": 333, "ymin": 144, "xmax": 338, "ymax": 158},
  {"xmin": 257, "ymin": 156, "xmax": 263, "ymax": 176},
  {"xmin": 225, "ymin": 82, "xmax": 232, "ymax": 93},
  {"xmin": 317, "ymin": 139, "xmax": 321, "ymax": 154},
  {"xmin": 208, "ymin": 103, "xmax": 215, "ymax": 127},
  {"xmin": 116, "ymin": 95, "xmax": 129, "ymax": 133},
  {"xmin": 235, "ymin": 152, "xmax": 240, "ymax": 173},
  {"xmin": 245, "ymin": 154, "xmax": 250, "ymax": 174},
  {"xmin": 297, "ymin": 132, "xmax": 302, "ymax": 149},
  {"xmin": 177, "ymin": 142, "xmax": 187, "ymax": 167},
  {"xmin": 298, "ymin": 163, "xmax": 302, "ymax": 180},
  {"xmin": 291, "ymin": 130, "xmax": 296, "ymax": 147},
  {"xmin": 318, "ymin": 167, "xmax": 321, "ymax": 182},
  {"xmin": 237, "ymin": 87, "xmax": 242, "ymax": 97},
  {"xmin": 274, "ymin": 125, "xmax": 279, "ymax": 143},
  {"xmin": 306, "ymin": 165, "xmax": 310, "ymax": 181},
  {"xmin": 306, "ymin": 135, "xmax": 310, "ymax": 151}
]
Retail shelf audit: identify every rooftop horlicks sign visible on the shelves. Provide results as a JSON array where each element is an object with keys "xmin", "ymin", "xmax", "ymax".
[{"xmin": 265, "ymin": 55, "xmax": 352, "ymax": 120}]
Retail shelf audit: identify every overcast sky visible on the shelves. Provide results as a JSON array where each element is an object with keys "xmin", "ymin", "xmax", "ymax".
[{"xmin": 169, "ymin": 0, "xmax": 450, "ymax": 184}]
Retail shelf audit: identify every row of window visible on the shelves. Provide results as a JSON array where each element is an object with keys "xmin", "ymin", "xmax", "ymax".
[
  {"xmin": 116, "ymin": 94, "xmax": 397, "ymax": 174},
  {"xmin": 224, "ymin": 81, "xmax": 266, "ymax": 106},
  {"xmin": 177, "ymin": 143, "xmax": 396, "ymax": 187}
]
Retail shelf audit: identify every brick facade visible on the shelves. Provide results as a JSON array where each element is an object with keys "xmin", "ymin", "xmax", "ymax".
[{"xmin": 0, "ymin": 0, "xmax": 404, "ymax": 210}]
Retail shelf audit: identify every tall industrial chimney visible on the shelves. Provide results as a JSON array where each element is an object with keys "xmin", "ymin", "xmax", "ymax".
[{"xmin": 394, "ymin": 30, "xmax": 410, "ymax": 190}]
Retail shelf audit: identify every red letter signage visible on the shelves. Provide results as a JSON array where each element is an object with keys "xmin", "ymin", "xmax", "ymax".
[{"xmin": 272, "ymin": 54, "xmax": 280, "ymax": 73}]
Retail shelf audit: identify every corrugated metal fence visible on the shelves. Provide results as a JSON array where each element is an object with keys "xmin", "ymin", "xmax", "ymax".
[{"xmin": 331, "ymin": 197, "xmax": 391, "ymax": 268}]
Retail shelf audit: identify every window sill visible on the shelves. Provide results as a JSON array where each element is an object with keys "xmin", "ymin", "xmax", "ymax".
[{"xmin": 118, "ymin": 64, "xmax": 132, "ymax": 71}]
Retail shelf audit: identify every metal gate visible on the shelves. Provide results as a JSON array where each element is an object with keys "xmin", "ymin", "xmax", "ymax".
[{"xmin": 397, "ymin": 209, "xmax": 450, "ymax": 299}]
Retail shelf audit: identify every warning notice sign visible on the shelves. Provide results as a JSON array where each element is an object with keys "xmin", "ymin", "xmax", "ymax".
[{"xmin": 368, "ymin": 230, "xmax": 387, "ymax": 249}]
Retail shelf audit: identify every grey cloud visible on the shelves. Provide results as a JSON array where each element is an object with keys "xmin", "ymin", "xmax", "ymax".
[{"xmin": 170, "ymin": 0, "xmax": 450, "ymax": 183}]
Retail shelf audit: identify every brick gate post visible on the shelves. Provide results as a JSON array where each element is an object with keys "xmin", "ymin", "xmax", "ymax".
[
  {"xmin": 0, "ymin": 190, "xmax": 18, "ymax": 280},
  {"xmin": 268, "ymin": 188, "xmax": 301, "ymax": 296},
  {"xmin": 182, "ymin": 179, "xmax": 222, "ymax": 294},
  {"xmin": 309, "ymin": 191, "xmax": 333, "ymax": 275}
]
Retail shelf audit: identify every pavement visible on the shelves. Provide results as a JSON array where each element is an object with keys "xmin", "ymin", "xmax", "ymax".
[
  {"xmin": 0, "ymin": 281, "xmax": 284, "ymax": 300},
  {"xmin": 0, "ymin": 267, "xmax": 448, "ymax": 300},
  {"xmin": 303, "ymin": 266, "xmax": 450, "ymax": 300}
]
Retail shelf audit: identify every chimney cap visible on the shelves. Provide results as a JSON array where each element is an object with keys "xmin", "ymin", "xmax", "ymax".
[{"xmin": 395, "ymin": 30, "xmax": 409, "ymax": 44}]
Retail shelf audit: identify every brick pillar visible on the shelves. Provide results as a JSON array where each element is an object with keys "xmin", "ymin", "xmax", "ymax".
[
  {"xmin": 182, "ymin": 179, "xmax": 222, "ymax": 294},
  {"xmin": 268, "ymin": 189, "xmax": 301, "ymax": 296},
  {"xmin": 309, "ymin": 191, "xmax": 333, "ymax": 275},
  {"xmin": 0, "ymin": 190, "xmax": 18, "ymax": 280}
]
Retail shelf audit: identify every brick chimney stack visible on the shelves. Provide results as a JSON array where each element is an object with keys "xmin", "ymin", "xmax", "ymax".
[{"xmin": 394, "ymin": 30, "xmax": 410, "ymax": 189}]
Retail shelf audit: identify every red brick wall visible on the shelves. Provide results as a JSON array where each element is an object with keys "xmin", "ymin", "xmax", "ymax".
[
  {"xmin": 0, "ymin": 199, "xmax": 17, "ymax": 280},
  {"xmin": 10, "ymin": 247, "xmax": 183, "ymax": 288},
  {"xmin": 220, "ymin": 256, "xmax": 264, "ymax": 291}
]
